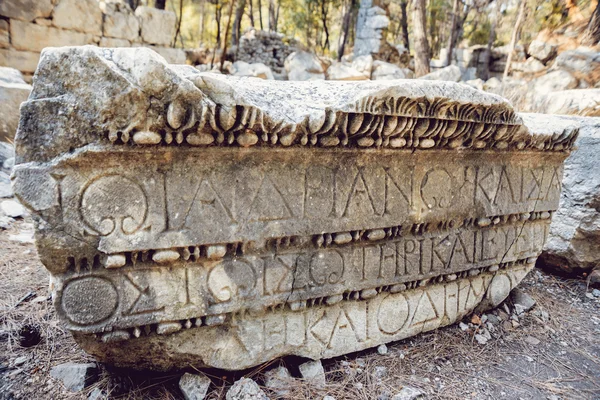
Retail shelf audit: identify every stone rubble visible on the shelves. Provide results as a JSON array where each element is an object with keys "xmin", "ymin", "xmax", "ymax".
[
  {"xmin": 0, "ymin": 67, "xmax": 31, "ymax": 141},
  {"xmin": 420, "ymin": 65, "xmax": 462, "ymax": 82},
  {"xmin": 231, "ymin": 61, "xmax": 275, "ymax": 80},
  {"xmin": 226, "ymin": 378, "xmax": 269, "ymax": 400},
  {"xmin": 299, "ymin": 360, "xmax": 326, "ymax": 388},
  {"xmin": 49, "ymin": 363, "xmax": 98, "ymax": 392},
  {"xmin": 391, "ymin": 386, "xmax": 424, "ymax": 400},
  {"xmin": 179, "ymin": 372, "xmax": 211, "ymax": 400},
  {"xmin": 539, "ymin": 116, "xmax": 600, "ymax": 274},
  {"xmin": 326, "ymin": 62, "xmax": 368, "ymax": 81},
  {"xmin": 284, "ymin": 50, "xmax": 325, "ymax": 80},
  {"xmin": 510, "ymin": 288, "xmax": 536, "ymax": 313},
  {"xmin": 263, "ymin": 366, "xmax": 292, "ymax": 397},
  {"xmin": 354, "ymin": 0, "xmax": 390, "ymax": 58},
  {"xmin": 1, "ymin": 199, "xmax": 25, "ymax": 218},
  {"xmin": 232, "ymin": 29, "xmax": 297, "ymax": 77},
  {"xmin": 527, "ymin": 40, "xmax": 557, "ymax": 64}
]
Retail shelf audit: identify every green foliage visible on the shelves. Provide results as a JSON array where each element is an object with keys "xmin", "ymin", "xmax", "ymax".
[
  {"xmin": 466, "ymin": 20, "xmax": 491, "ymax": 46},
  {"xmin": 160, "ymin": 0, "xmax": 592, "ymax": 63}
]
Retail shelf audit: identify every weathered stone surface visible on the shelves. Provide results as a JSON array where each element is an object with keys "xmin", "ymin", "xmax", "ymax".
[
  {"xmin": 538, "ymin": 115, "xmax": 600, "ymax": 273},
  {"xmin": 351, "ymin": 55, "xmax": 373, "ymax": 78},
  {"xmin": 135, "ymin": 6, "xmax": 176, "ymax": 46},
  {"xmin": 49, "ymin": 362, "xmax": 98, "ymax": 392},
  {"xmin": 231, "ymin": 61, "xmax": 275, "ymax": 80},
  {"xmin": 512, "ymin": 57, "xmax": 546, "ymax": 74},
  {"xmin": 100, "ymin": 1, "xmax": 140, "ymax": 42},
  {"xmin": 233, "ymin": 29, "xmax": 298, "ymax": 76},
  {"xmin": 0, "ymin": 48, "xmax": 40, "ymax": 74},
  {"xmin": 146, "ymin": 46, "xmax": 187, "ymax": 64},
  {"xmin": 354, "ymin": 0, "xmax": 390, "ymax": 57},
  {"xmin": 0, "ymin": 66, "xmax": 25, "ymax": 84},
  {"xmin": 371, "ymin": 60, "xmax": 414, "ymax": 80},
  {"xmin": 326, "ymin": 62, "xmax": 368, "ymax": 81},
  {"xmin": 264, "ymin": 366, "xmax": 292, "ymax": 397},
  {"xmin": 53, "ymin": 0, "xmax": 103, "ymax": 36},
  {"xmin": 0, "ymin": 20, "xmax": 9, "ymax": 49},
  {"xmin": 527, "ymin": 40, "xmax": 557, "ymax": 64},
  {"xmin": 552, "ymin": 47, "xmax": 600, "ymax": 79},
  {"xmin": 0, "ymin": 0, "xmax": 53, "ymax": 22},
  {"xmin": 13, "ymin": 46, "xmax": 574, "ymax": 371},
  {"xmin": 10, "ymin": 20, "xmax": 96, "ymax": 52},
  {"xmin": 179, "ymin": 372, "xmax": 211, "ymax": 400},
  {"xmin": 536, "ymin": 89, "xmax": 600, "ymax": 117},
  {"xmin": 420, "ymin": 65, "xmax": 462, "ymax": 82},
  {"xmin": 284, "ymin": 50, "xmax": 325, "ymax": 81},
  {"xmin": 0, "ymin": 68, "xmax": 31, "ymax": 142},
  {"xmin": 299, "ymin": 360, "xmax": 326, "ymax": 388},
  {"xmin": 226, "ymin": 378, "xmax": 268, "ymax": 400},
  {"xmin": 99, "ymin": 37, "xmax": 130, "ymax": 48}
]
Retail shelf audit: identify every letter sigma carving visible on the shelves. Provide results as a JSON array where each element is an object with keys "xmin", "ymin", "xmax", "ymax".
[{"xmin": 80, "ymin": 175, "xmax": 148, "ymax": 236}]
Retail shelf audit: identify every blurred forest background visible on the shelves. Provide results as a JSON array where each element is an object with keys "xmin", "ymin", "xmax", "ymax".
[{"xmin": 129, "ymin": 0, "xmax": 599, "ymax": 63}]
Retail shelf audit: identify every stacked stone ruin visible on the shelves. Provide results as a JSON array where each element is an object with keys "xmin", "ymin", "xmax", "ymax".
[
  {"xmin": 0, "ymin": 0, "xmax": 184, "ymax": 81},
  {"xmin": 13, "ymin": 46, "xmax": 576, "ymax": 370},
  {"xmin": 232, "ymin": 29, "xmax": 298, "ymax": 77}
]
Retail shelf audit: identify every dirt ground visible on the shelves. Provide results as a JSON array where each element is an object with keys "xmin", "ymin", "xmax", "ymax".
[{"xmin": 0, "ymin": 217, "xmax": 599, "ymax": 400}]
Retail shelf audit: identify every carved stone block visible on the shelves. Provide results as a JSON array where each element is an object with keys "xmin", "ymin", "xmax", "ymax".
[{"xmin": 12, "ymin": 47, "xmax": 576, "ymax": 371}]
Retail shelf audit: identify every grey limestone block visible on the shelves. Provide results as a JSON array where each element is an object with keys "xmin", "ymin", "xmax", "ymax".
[{"xmin": 12, "ymin": 46, "xmax": 577, "ymax": 371}]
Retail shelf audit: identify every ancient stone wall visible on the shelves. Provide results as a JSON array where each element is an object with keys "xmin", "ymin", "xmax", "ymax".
[
  {"xmin": 12, "ymin": 46, "xmax": 576, "ymax": 371},
  {"xmin": 232, "ymin": 29, "xmax": 298, "ymax": 77},
  {"xmin": 0, "ymin": 0, "xmax": 185, "ymax": 81}
]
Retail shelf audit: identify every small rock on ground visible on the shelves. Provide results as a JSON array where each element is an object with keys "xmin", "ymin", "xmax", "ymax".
[
  {"xmin": 50, "ymin": 363, "xmax": 98, "ymax": 392},
  {"xmin": 323, "ymin": 396, "xmax": 336, "ymax": 400},
  {"xmin": 524, "ymin": 336, "xmax": 541, "ymax": 346},
  {"xmin": 377, "ymin": 343, "xmax": 388, "ymax": 355},
  {"xmin": 263, "ymin": 365, "xmax": 292, "ymax": 397},
  {"xmin": 179, "ymin": 372, "xmax": 211, "ymax": 400},
  {"xmin": 299, "ymin": 360, "xmax": 326, "ymax": 388},
  {"xmin": 226, "ymin": 378, "xmax": 268, "ymax": 400},
  {"xmin": 511, "ymin": 288, "xmax": 536, "ymax": 313},
  {"xmin": 392, "ymin": 386, "xmax": 424, "ymax": 400},
  {"xmin": 475, "ymin": 334, "xmax": 489, "ymax": 345},
  {"xmin": 591, "ymin": 289, "xmax": 600, "ymax": 297},
  {"xmin": 374, "ymin": 366, "xmax": 387, "ymax": 379},
  {"xmin": 87, "ymin": 388, "xmax": 107, "ymax": 400},
  {"xmin": 1, "ymin": 199, "xmax": 24, "ymax": 218}
]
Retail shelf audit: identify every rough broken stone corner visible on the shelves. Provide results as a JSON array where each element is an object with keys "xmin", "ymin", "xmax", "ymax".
[{"xmin": 12, "ymin": 46, "xmax": 576, "ymax": 371}]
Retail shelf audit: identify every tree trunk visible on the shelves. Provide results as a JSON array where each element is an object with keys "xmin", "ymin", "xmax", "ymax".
[
  {"xmin": 445, "ymin": 0, "xmax": 459, "ymax": 66},
  {"xmin": 412, "ymin": 0, "xmax": 430, "ymax": 76},
  {"xmin": 221, "ymin": 0, "xmax": 236, "ymax": 71},
  {"xmin": 503, "ymin": 0, "xmax": 526, "ymax": 80},
  {"xmin": 155, "ymin": 0, "xmax": 166, "ymax": 9},
  {"xmin": 338, "ymin": 0, "xmax": 355, "ymax": 60},
  {"xmin": 268, "ymin": 0, "xmax": 276, "ymax": 31},
  {"xmin": 211, "ymin": 1, "xmax": 223, "ymax": 67},
  {"xmin": 482, "ymin": 0, "xmax": 502, "ymax": 81},
  {"xmin": 258, "ymin": 0, "xmax": 263, "ymax": 30},
  {"xmin": 582, "ymin": 1, "xmax": 600, "ymax": 45},
  {"xmin": 199, "ymin": 0, "xmax": 206, "ymax": 45},
  {"xmin": 231, "ymin": 0, "xmax": 246, "ymax": 46},
  {"xmin": 320, "ymin": 0, "xmax": 330, "ymax": 52},
  {"xmin": 400, "ymin": 0, "xmax": 409, "ymax": 52},
  {"xmin": 275, "ymin": 2, "xmax": 280, "ymax": 31},
  {"xmin": 248, "ymin": 0, "xmax": 255, "ymax": 27},
  {"xmin": 173, "ymin": 0, "xmax": 184, "ymax": 47}
]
